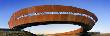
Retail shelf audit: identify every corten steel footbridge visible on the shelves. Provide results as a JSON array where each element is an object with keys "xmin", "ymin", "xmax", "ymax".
[{"xmin": 8, "ymin": 5, "xmax": 98, "ymax": 34}]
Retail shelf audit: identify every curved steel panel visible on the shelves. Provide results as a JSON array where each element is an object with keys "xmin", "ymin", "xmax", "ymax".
[{"xmin": 8, "ymin": 5, "xmax": 98, "ymax": 33}]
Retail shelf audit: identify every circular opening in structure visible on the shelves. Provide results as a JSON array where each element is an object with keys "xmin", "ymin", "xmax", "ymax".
[{"xmin": 22, "ymin": 24, "xmax": 81, "ymax": 35}]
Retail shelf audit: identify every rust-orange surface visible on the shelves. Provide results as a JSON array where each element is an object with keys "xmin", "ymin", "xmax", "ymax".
[{"xmin": 8, "ymin": 5, "xmax": 98, "ymax": 35}]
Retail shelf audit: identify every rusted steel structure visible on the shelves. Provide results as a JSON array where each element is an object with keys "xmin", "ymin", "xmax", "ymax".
[{"xmin": 8, "ymin": 5, "xmax": 98, "ymax": 34}]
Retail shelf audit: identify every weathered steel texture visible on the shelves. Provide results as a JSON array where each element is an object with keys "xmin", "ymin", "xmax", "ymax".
[{"xmin": 8, "ymin": 5, "xmax": 98, "ymax": 34}]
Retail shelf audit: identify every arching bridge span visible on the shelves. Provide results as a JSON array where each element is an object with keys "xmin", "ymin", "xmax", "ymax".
[{"xmin": 8, "ymin": 5, "xmax": 98, "ymax": 33}]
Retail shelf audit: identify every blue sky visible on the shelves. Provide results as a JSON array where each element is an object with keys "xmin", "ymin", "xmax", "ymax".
[{"xmin": 0, "ymin": 0, "xmax": 110, "ymax": 34}]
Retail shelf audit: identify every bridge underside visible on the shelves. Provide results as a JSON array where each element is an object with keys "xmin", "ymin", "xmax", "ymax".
[{"xmin": 12, "ymin": 21, "xmax": 91, "ymax": 33}]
